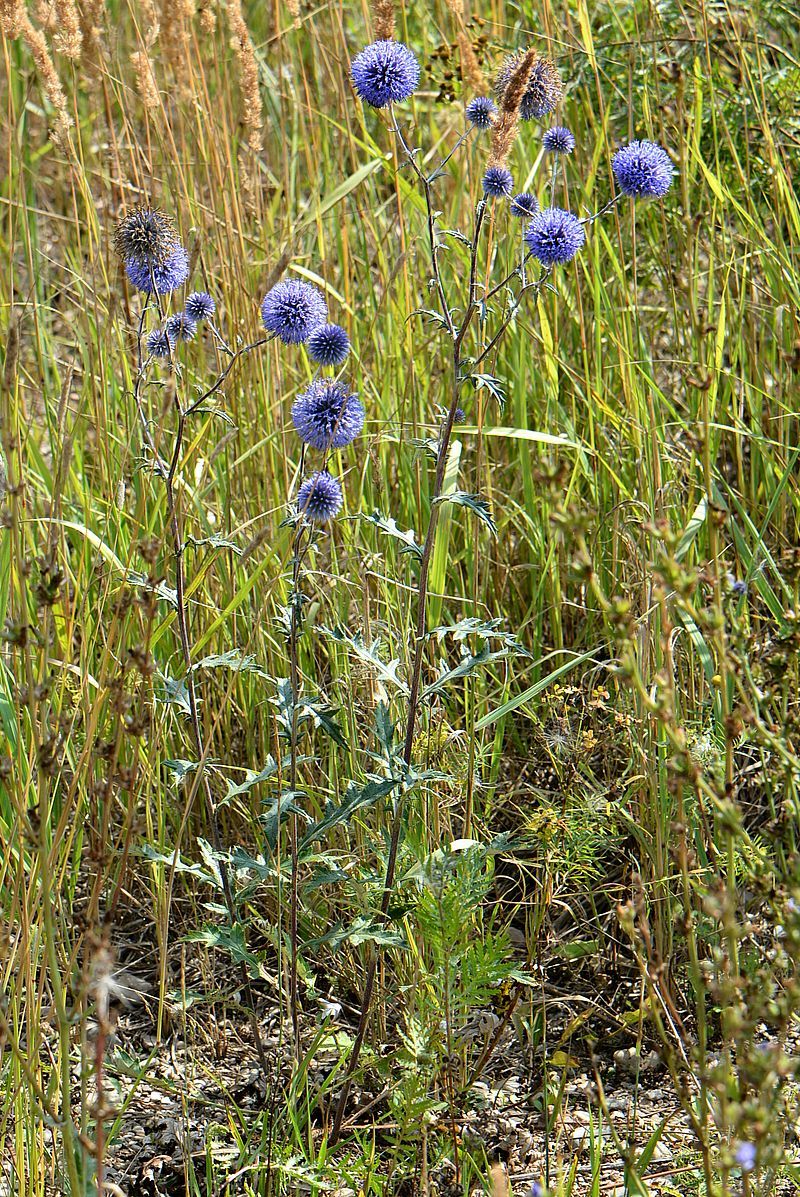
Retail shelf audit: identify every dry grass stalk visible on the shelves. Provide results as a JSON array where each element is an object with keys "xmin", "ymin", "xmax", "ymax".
[
  {"xmin": 490, "ymin": 47, "xmax": 536, "ymax": 166},
  {"xmin": 443, "ymin": 0, "xmax": 486, "ymax": 93}
]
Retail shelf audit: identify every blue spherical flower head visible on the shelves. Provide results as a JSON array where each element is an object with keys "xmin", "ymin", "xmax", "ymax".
[
  {"xmin": 510, "ymin": 191, "xmax": 539, "ymax": 219},
  {"xmin": 543, "ymin": 125, "xmax": 575, "ymax": 155},
  {"xmin": 612, "ymin": 139, "xmax": 673, "ymax": 198},
  {"xmin": 125, "ymin": 243, "xmax": 190, "ymax": 295},
  {"xmin": 525, "ymin": 207, "xmax": 585, "ymax": 266},
  {"xmin": 307, "ymin": 323, "xmax": 351, "ymax": 367},
  {"xmin": 185, "ymin": 291, "xmax": 215, "ymax": 321},
  {"xmin": 483, "ymin": 165, "xmax": 513, "ymax": 199},
  {"xmin": 165, "ymin": 311, "xmax": 197, "ymax": 343},
  {"xmin": 297, "ymin": 471, "xmax": 343, "ymax": 524},
  {"xmin": 454, "ymin": 407, "xmax": 466, "ymax": 424},
  {"xmin": 292, "ymin": 379, "xmax": 364, "ymax": 451},
  {"xmin": 147, "ymin": 328, "xmax": 172, "ymax": 358},
  {"xmin": 351, "ymin": 40, "xmax": 420, "ymax": 108},
  {"xmin": 465, "ymin": 96, "xmax": 497, "ymax": 130},
  {"xmin": 261, "ymin": 279, "xmax": 327, "ymax": 344}
]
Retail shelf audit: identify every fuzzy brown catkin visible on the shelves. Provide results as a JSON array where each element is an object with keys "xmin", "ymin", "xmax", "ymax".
[
  {"xmin": 198, "ymin": 0, "xmax": 215, "ymax": 33},
  {"xmin": 490, "ymin": 47, "xmax": 536, "ymax": 166},
  {"xmin": 227, "ymin": 0, "xmax": 263, "ymax": 149},
  {"xmin": 456, "ymin": 29, "xmax": 485, "ymax": 94},
  {"xmin": 0, "ymin": 0, "xmax": 26, "ymax": 38},
  {"xmin": 371, "ymin": 0, "xmax": 394, "ymax": 40},
  {"xmin": 2, "ymin": 10, "xmax": 72, "ymax": 142},
  {"xmin": 52, "ymin": 0, "xmax": 82, "ymax": 57},
  {"xmin": 131, "ymin": 49, "xmax": 160, "ymax": 108}
]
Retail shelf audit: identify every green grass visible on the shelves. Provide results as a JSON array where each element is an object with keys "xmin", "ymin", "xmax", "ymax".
[{"xmin": 2, "ymin": 0, "xmax": 800, "ymax": 1193}]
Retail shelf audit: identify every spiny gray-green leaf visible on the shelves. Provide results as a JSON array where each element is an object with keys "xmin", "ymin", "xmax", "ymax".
[
  {"xmin": 422, "ymin": 641, "xmax": 521, "ymax": 699},
  {"xmin": 468, "ymin": 373, "xmax": 506, "ymax": 407},
  {"xmin": 355, "ymin": 510, "xmax": 423, "ymax": 559},
  {"xmin": 322, "ymin": 625, "xmax": 410, "ymax": 695},
  {"xmin": 221, "ymin": 757, "xmax": 280, "ymax": 803},
  {"xmin": 193, "ymin": 649, "xmax": 270, "ymax": 678},
  {"xmin": 139, "ymin": 843, "xmax": 215, "ymax": 883},
  {"xmin": 426, "ymin": 617, "xmax": 529, "ymax": 654},
  {"xmin": 304, "ymin": 916, "xmax": 407, "ymax": 952},
  {"xmin": 162, "ymin": 758, "xmax": 209, "ymax": 785},
  {"xmin": 185, "ymin": 924, "xmax": 264, "ymax": 977},
  {"xmin": 184, "ymin": 533, "xmax": 242, "ymax": 556},
  {"xmin": 432, "ymin": 491, "xmax": 497, "ymax": 536},
  {"xmin": 299, "ymin": 777, "xmax": 399, "ymax": 852},
  {"xmin": 156, "ymin": 673, "xmax": 192, "ymax": 715},
  {"xmin": 127, "ymin": 571, "xmax": 178, "ymax": 609},
  {"xmin": 374, "ymin": 702, "xmax": 395, "ymax": 756}
]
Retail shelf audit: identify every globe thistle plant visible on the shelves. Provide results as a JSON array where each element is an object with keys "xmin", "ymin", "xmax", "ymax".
[
  {"xmin": 350, "ymin": 40, "xmax": 420, "ymax": 108},
  {"xmin": 465, "ymin": 96, "xmax": 497, "ymax": 130},
  {"xmin": 261, "ymin": 278, "xmax": 328, "ymax": 344},
  {"xmin": 510, "ymin": 191, "xmax": 539, "ymax": 218},
  {"xmin": 525, "ymin": 207, "xmax": 585, "ymax": 265},
  {"xmin": 543, "ymin": 125, "xmax": 575, "ymax": 155},
  {"xmin": 125, "ymin": 244, "xmax": 190, "ymax": 295},
  {"xmin": 185, "ymin": 291, "xmax": 216, "ymax": 321},
  {"xmin": 307, "ymin": 323, "xmax": 351, "ymax": 367},
  {"xmin": 165, "ymin": 311, "xmax": 197, "ymax": 343},
  {"xmin": 482, "ymin": 165, "xmax": 513, "ymax": 198},
  {"xmin": 146, "ymin": 328, "xmax": 173, "ymax": 358},
  {"xmin": 296, "ymin": 471, "xmax": 344, "ymax": 524},
  {"xmin": 612, "ymin": 139, "xmax": 674, "ymax": 198},
  {"xmin": 291, "ymin": 379, "xmax": 364, "ymax": 451}
]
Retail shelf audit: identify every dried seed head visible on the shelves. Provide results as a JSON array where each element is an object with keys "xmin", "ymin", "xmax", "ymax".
[{"xmin": 113, "ymin": 206, "xmax": 176, "ymax": 267}]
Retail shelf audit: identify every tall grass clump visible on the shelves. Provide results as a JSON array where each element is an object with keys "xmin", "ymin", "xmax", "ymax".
[{"xmin": 1, "ymin": 0, "xmax": 799, "ymax": 1194}]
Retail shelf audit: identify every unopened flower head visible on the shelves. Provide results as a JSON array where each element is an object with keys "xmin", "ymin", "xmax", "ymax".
[
  {"xmin": 125, "ymin": 244, "xmax": 190, "ymax": 295},
  {"xmin": 612, "ymin": 139, "xmax": 674, "ymax": 198},
  {"xmin": 307, "ymin": 323, "xmax": 351, "ymax": 367},
  {"xmin": 510, "ymin": 191, "xmax": 539, "ymax": 218},
  {"xmin": 525, "ymin": 207, "xmax": 585, "ymax": 265},
  {"xmin": 465, "ymin": 96, "xmax": 497, "ymax": 129},
  {"xmin": 292, "ymin": 379, "xmax": 364, "ymax": 450},
  {"xmin": 351, "ymin": 40, "xmax": 420, "ymax": 108},
  {"xmin": 735, "ymin": 1143, "xmax": 756, "ymax": 1174},
  {"xmin": 483, "ymin": 165, "xmax": 513, "ymax": 198},
  {"xmin": 454, "ymin": 407, "xmax": 466, "ymax": 424},
  {"xmin": 185, "ymin": 291, "xmax": 216, "ymax": 321},
  {"xmin": 495, "ymin": 52, "xmax": 563, "ymax": 121},
  {"xmin": 146, "ymin": 328, "xmax": 172, "ymax": 358},
  {"xmin": 113, "ymin": 206, "xmax": 176, "ymax": 267},
  {"xmin": 165, "ymin": 311, "xmax": 197, "ymax": 343},
  {"xmin": 261, "ymin": 278, "xmax": 328, "ymax": 344},
  {"xmin": 543, "ymin": 125, "xmax": 575, "ymax": 154},
  {"xmin": 297, "ymin": 471, "xmax": 343, "ymax": 523}
]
